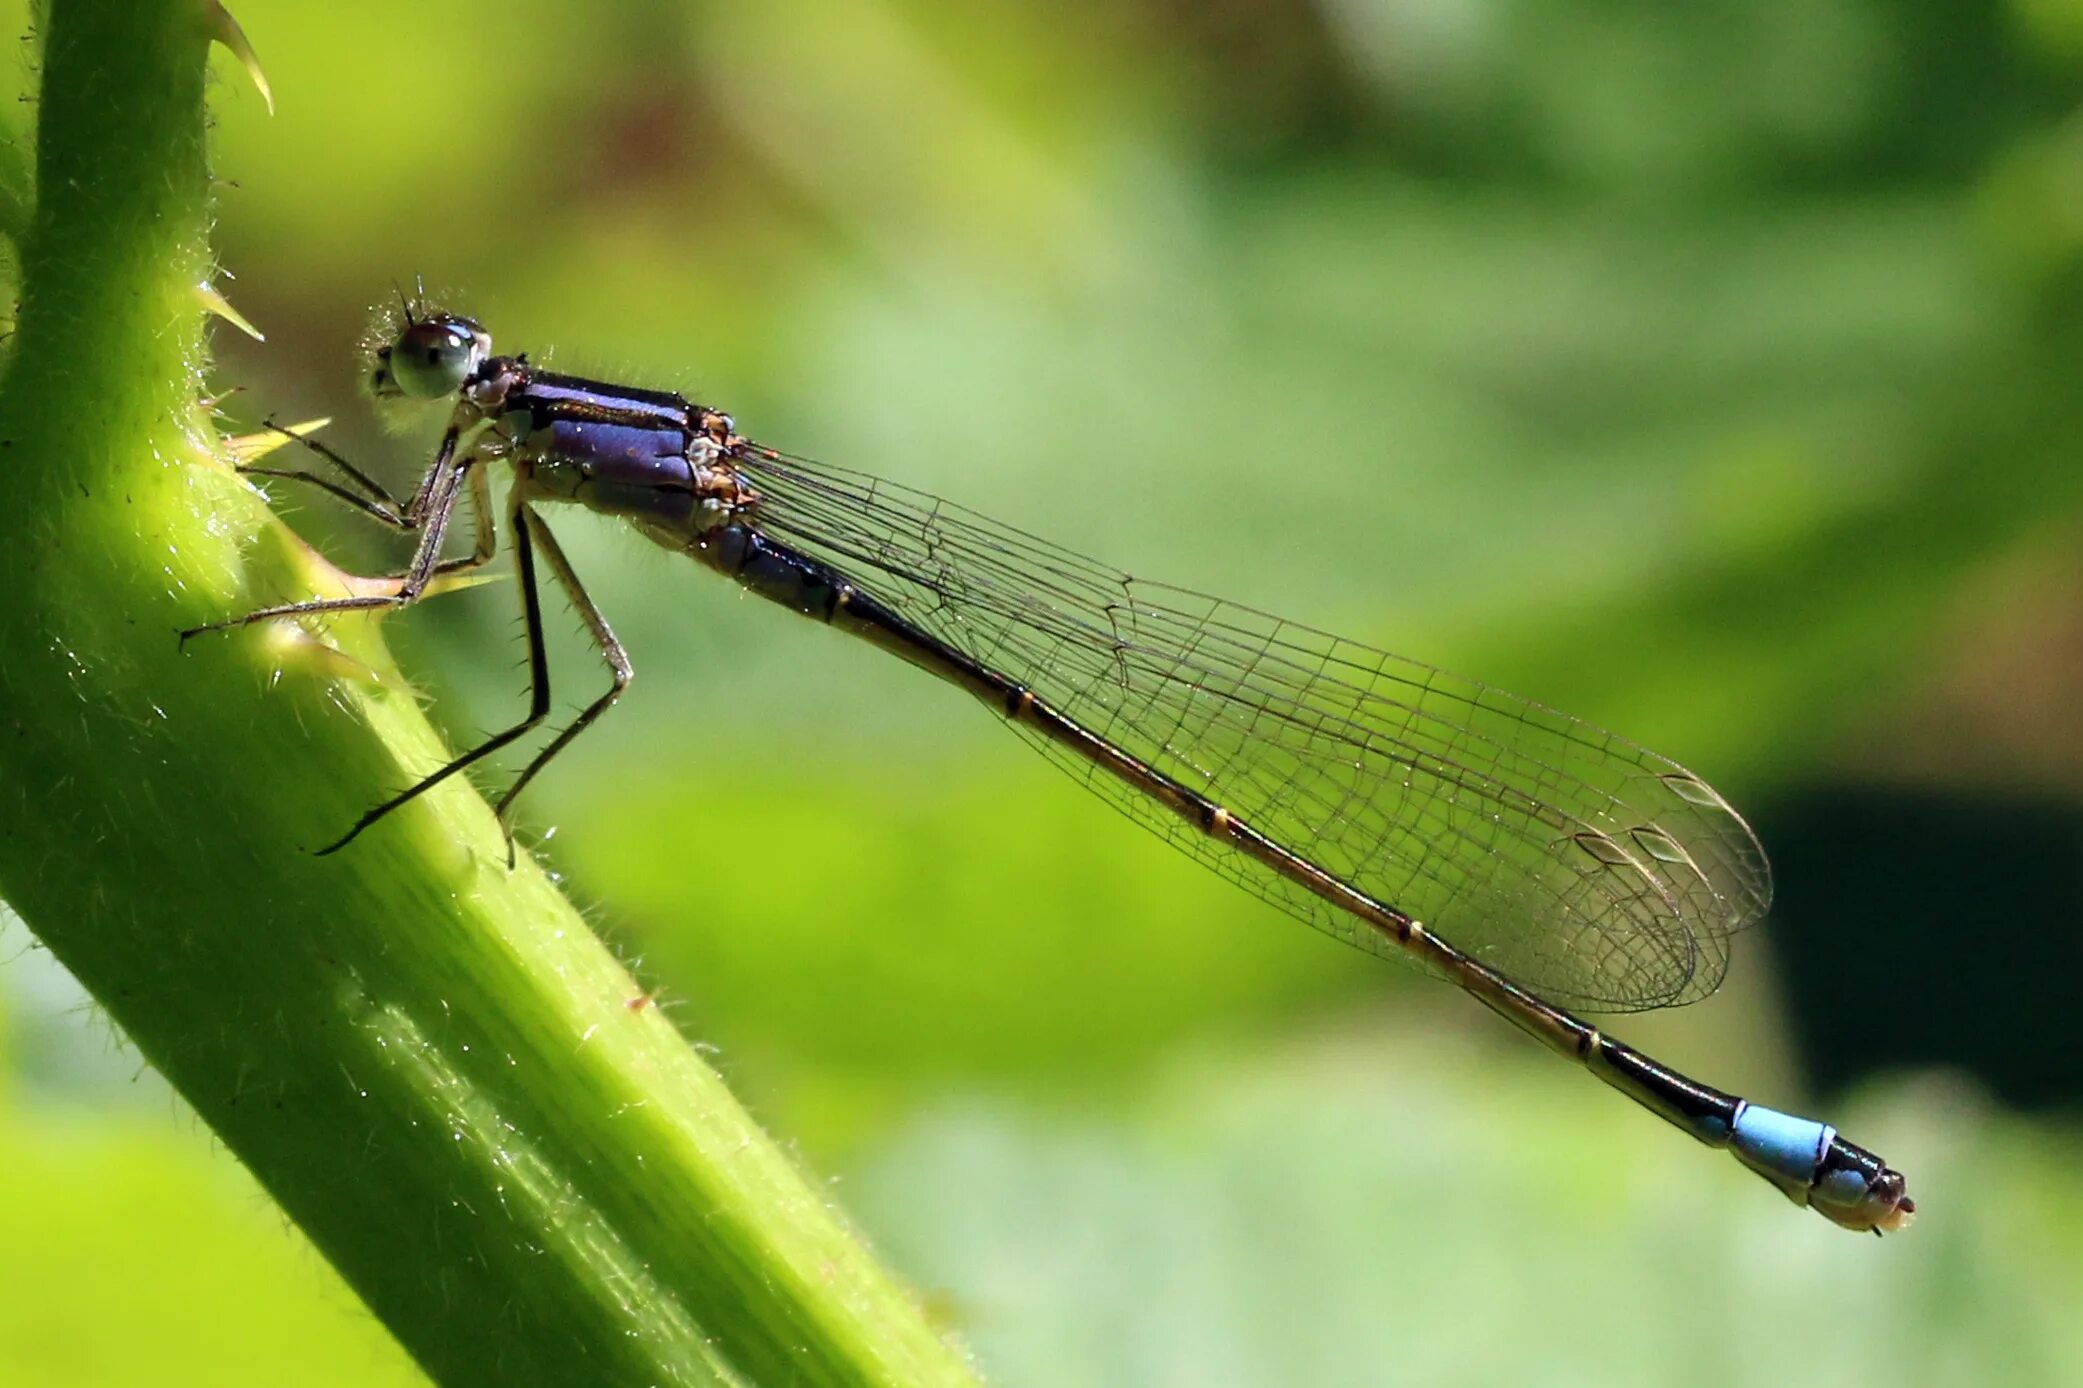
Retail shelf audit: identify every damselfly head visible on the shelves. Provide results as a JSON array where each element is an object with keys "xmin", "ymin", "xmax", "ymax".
[{"xmin": 369, "ymin": 309, "xmax": 491, "ymax": 403}]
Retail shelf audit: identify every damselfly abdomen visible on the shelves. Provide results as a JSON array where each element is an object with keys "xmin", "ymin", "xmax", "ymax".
[{"xmin": 191, "ymin": 302, "xmax": 1914, "ymax": 1234}]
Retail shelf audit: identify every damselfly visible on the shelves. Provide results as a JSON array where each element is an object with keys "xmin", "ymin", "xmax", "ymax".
[{"xmin": 190, "ymin": 301, "xmax": 1913, "ymax": 1234}]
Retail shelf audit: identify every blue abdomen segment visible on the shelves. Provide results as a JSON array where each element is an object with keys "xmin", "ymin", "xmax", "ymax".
[{"xmin": 1728, "ymin": 1102, "xmax": 1833, "ymax": 1204}]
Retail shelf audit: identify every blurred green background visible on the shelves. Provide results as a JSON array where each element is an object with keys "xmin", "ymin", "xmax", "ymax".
[{"xmin": 6, "ymin": 0, "xmax": 2083, "ymax": 1382}]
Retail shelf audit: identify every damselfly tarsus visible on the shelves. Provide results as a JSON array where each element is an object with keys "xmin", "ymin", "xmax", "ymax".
[{"xmin": 189, "ymin": 301, "xmax": 1913, "ymax": 1234}]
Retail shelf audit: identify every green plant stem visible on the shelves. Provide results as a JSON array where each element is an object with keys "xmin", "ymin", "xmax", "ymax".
[{"xmin": 0, "ymin": 5, "xmax": 978, "ymax": 1384}]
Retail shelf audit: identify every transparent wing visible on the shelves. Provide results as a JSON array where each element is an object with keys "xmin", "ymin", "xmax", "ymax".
[{"xmin": 731, "ymin": 444, "xmax": 1772, "ymax": 1013}]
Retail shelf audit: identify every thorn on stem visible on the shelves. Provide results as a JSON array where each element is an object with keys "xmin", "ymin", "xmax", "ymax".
[{"xmin": 202, "ymin": 2, "xmax": 273, "ymax": 116}]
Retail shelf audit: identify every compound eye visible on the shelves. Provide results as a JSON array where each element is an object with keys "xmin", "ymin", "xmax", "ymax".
[{"xmin": 388, "ymin": 316, "xmax": 482, "ymax": 399}]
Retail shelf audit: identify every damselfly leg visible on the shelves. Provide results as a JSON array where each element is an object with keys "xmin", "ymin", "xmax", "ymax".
[
  {"xmin": 236, "ymin": 421, "xmax": 503, "ymax": 591},
  {"xmin": 181, "ymin": 424, "xmax": 469, "ymax": 647},
  {"xmin": 193, "ymin": 412, "xmax": 629, "ymax": 861},
  {"xmin": 237, "ymin": 419, "xmax": 413, "ymax": 527},
  {"xmin": 491, "ymin": 507, "xmax": 632, "ymax": 830}
]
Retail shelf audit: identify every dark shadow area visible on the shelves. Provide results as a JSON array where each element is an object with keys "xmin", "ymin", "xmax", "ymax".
[{"xmin": 1768, "ymin": 783, "xmax": 2083, "ymax": 1109}]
